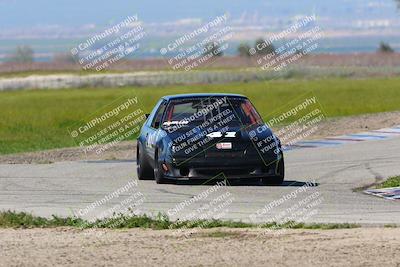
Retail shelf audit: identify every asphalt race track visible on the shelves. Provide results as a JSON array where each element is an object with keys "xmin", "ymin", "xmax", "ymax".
[{"xmin": 1, "ymin": 136, "xmax": 399, "ymax": 225}]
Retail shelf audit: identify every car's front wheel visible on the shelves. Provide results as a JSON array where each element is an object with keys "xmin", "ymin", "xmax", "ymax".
[
  {"xmin": 137, "ymin": 142, "xmax": 154, "ymax": 180},
  {"xmin": 154, "ymin": 149, "xmax": 168, "ymax": 184}
]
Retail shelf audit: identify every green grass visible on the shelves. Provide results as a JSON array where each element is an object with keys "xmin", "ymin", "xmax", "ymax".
[
  {"xmin": 0, "ymin": 211, "xmax": 359, "ymax": 230},
  {"xmin": 376, "ymin": 176, "xmax": 400, "ymax": 189},
  {"xmin": 0, "ymin": 210, "xmax": 85, "ymax": 228},
  {"xmin": 1, "ymin": 77, "xmax": 400, "ymax": 154},
  {"xmin": 384, "ymin": 224, "xmax": 398, "ymax": 228},
  {"xmin": 288, "ymin": 222, "xmax": 359, "ymax": 230}
]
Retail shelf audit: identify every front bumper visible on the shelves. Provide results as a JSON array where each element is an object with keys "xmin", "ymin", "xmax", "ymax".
[{"xmin": 163, "ymin": 156, "xmax": 281, "ymax": 180}]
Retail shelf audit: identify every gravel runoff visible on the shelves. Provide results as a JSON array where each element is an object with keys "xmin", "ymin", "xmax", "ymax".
[
  {"xmin": 1, "ymin": 111, "xmax": 400, "ymax": 164},
  {"xmin": 0, "ymin": 227, "xmax": 399, "ymax": 267}
]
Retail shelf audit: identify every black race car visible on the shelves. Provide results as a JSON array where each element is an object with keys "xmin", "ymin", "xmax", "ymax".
[{"xmin": 137, "ymin": 93, "xmax": 284, "ymax": 184}]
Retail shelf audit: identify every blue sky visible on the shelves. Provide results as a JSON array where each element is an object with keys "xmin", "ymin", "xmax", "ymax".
[{"xmin": 1, "ymin": 0, "xmax": 398, "ymax": 28}]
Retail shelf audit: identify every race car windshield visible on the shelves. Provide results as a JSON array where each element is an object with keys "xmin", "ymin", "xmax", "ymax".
[{"xmin": 161, "ymin": 97, "xmax": 263, "ymax": 128}]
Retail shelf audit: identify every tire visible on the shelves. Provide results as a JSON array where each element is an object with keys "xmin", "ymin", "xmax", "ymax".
[
  {"xmin": 154, "ymin": 149, "xmax": 168, "ymax": 184},
  {"xmin": 262, "ymin": 157, "xmax": 285, "ymax": 185},
  {"xmin": 137, "ymin": 142, "xmax": 154, "ymax": 180}
]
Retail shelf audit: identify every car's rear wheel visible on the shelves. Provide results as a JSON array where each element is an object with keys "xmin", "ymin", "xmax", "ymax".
[
  {"xmin": 137, "ymin": 142, "xmax": 154, "ymax": 180},
  {"xmin": 154, "ymin": 150, "xmax": 168, "ymax": 184},
  {"xmin": 262, "ymin": 157, "xmax": 285, "ymax": 185}
]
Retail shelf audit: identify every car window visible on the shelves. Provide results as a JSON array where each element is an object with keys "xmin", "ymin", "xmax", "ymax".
[
  {"xmin": 151, "ymin": 101, "xmax": 167, "ymax": 128},
  {"xmin": 165, "ymin": 101, "xmax": 201, "ymax": 122},
  {"xmin": 162, "ymin": 97, "xmax": 262, "ymax": 126}
]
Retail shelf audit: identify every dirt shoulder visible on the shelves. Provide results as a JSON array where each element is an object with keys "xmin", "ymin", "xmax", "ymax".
[
  {"xmin": 0, "ymin": 227, "xmax": 399, "ymax": 266},
  {"xmin": 1, "ymin": 111, "xmax": 400, "ymax": 164}
]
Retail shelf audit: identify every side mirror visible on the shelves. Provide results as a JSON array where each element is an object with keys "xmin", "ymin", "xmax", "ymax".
[{"xmin": 145, "ymin": 113, "xmax": 150, "ymax": 119}]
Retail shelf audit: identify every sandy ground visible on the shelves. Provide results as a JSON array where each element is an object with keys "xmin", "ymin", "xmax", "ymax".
[
  {"xmin": 1, "ymin": 111, "xmax": 399, "ymax": 164},
  {"xmin": 0, "ymin": 227, "xmax": 399, "ymax": 267}
]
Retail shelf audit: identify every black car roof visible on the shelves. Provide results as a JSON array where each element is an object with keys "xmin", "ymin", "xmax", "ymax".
[{"xmin": 161, "ymin": 93, "xmax": 247, "ymax": 101}]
